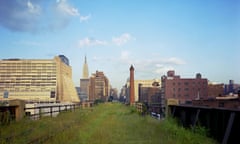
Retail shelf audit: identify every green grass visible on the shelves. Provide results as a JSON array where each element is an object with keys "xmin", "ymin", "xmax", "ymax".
[{"xmin": 0, "ymin": 103, "xmax": 217, "ymax": 144}]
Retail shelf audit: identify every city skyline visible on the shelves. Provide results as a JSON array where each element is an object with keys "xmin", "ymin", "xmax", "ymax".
[{"xmin": 0, "ymin": 0, "xmax": 239, "ymax": 90}]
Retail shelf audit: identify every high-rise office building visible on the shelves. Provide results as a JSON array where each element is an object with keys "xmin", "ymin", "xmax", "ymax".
[
  {"xmin": 89, "ymin": 71, "xmax": 110, "ymax": 101},
  {"xmin": 80, "ymin": 56, "xmax": 89, "ymax": 101},
  {"xmin": 0, "ymin": 55, "xmax": 79, "ymax": 103}
]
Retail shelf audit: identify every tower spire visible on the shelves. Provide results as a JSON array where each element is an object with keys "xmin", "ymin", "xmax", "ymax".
[
  {"xmin": 85, "ymin": 55, "xmax": 87, "ymax": 64},
  {"xmin": 82, "ymin": 56, "xmax": 89, "ymax": 78}
]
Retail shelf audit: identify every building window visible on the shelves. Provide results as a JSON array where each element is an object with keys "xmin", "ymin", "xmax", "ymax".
[{"xmin": 219, "ymin": 102, "xmax": 224, "ymax": 107}]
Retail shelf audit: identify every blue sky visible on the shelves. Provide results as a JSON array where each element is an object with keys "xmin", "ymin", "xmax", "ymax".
[{"xmin": 0, "ymin": 0, "xmax": 239, "ymax": 90}]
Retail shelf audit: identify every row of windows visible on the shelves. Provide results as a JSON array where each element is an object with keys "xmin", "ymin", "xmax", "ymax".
[
  {"xmin": 0, "ymin": 67, "xmax": 56, "ymax": 70},
  {"xmin": 0, "ymin": 71, "xmax": 56, "ymax": 74},
  {"xmin": 0, "ymin": 66, "xmax": 55, "ymax": 68},
  {"xmin": 0, "ymin": 89, "xmax": 56, "ymax": 92},
  {"xmin": 0, "ymin": 72, "xmax": 56, "ymax": 75},
  {"xmin": 173, "ymin": 94, "xmax": 189, "ymax": 98},
  {"xmin": 0, "ymin": 78, "xmax": 56, "ymax": 81},
  {"xmin": 0, "ymin": 71, "xmax": 56, "ymax": 75},
  {"xmin": 0, "ymin": 75, "xmax": 56, "ymax": 79},
  {"xmin": 172, "ymin": 93, "xmax": 207, "ymax": 98},
  {"xmin": 172, "ymin": 82, "xmax": 206, "ymax": 85},
  {"xmin": 172, "ymin": 88, "xmax": 206, "ymax": 91},
  {"xmin": 0, "ymin": 63, "xmax": 55, "ymax": 66},
  {"xmin": 0, "ymin": 86, "xmax": 56, "ymax": 89},
  {"xmin": 1, "ymin": 94, "xmax": 54, "ymax": 97},
  {"xmin": 0, "ymin": 81, "xmax": 56, "ymax": 84},
  {"xmin": 0, "ymin": 83, "xmax": 56, "ymax": 86}
]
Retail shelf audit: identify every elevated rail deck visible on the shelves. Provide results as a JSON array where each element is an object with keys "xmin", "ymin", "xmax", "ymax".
[{"xmin": 169, "ymin": 104, "xmax": 240, "ymax": 144}]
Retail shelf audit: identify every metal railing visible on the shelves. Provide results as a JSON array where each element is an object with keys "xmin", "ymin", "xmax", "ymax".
[{"xmin": 24, "ymin": 103, "xmax": 81, "ymax": 120}]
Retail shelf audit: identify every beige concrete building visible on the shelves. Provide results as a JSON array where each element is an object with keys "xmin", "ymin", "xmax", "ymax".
[
  {"xmin": 126, "ymin": 79, "xmax": 161, "ymax": 102},
  {"xmin": 0, "ymin": 55, "xmax": 79, "ymax": 103}
]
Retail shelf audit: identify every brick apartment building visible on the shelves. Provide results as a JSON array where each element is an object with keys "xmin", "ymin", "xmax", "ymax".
[
  {"xmin": 138, "ymin": 81, "xmax": 165, "ymax": 114},
  {"xmin": 161, "ymin": 70, "xmax": 208, "ymax": 104}
]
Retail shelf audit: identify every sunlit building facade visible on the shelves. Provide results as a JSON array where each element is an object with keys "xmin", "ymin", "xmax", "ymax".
[
  {"xmin": 208, "ymin": 82, "xmax": 224, "ymax": 99},
  {"xmin": 0, "ymin": 55, "xmax": 79, "ymax": 103},
  {"xmin": 89, "ymin": 71, "xmax": 110, "ymax": 101}
]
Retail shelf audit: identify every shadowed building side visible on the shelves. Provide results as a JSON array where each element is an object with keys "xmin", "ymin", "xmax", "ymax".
[{"xmin": 55, "ymin": 56, "xmax": 80, "ymax": 103}]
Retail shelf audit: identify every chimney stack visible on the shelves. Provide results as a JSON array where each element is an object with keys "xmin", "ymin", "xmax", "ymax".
[{"xmin": 130, "ymin": 65, "xmax": 135, "ymax": 105}]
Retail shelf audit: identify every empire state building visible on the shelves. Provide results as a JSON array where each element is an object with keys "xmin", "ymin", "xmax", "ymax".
[
  {"xmin": 82, "ymin": 56, "xmax": 89, "ymax": 78},
  {"xmin": 80, "ymin": 56, "xmax": 90, "ymax": 101}
]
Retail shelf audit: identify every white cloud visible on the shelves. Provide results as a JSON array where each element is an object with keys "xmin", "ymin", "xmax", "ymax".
[
  {"xmin": 154, "ymin": 66, "xmax": 174, "ymax": 75},
  {"xmin": 27, "ymin": 1, "xmax": 41, "ymax": 14},
  {"xmin": 92, "ymin": 56, "xmax": 101, "ymax": 61},
  {"xmin": 112, "ymin": 33, "xmax": 135, "ymax": 46},
  {"xmin": 0, "ymin": 0, "xmax": 87, "ymax": 32},
  {"xmin": 163, "ymin": 57, "xmax": 186, "ymax": 65},
  {"xmin": 78, "ymin": 37, "xmax": 107, "ymax": 47},
  {"xmin": 80, "ymin": 14, "xmax": 91, "ymax": 22},
  {"xmin": 119, "ymin": 55, "xmax": 185, "ymax": 68},
  {"xmin": 78, "ymin": 33, "xmax": 135, "ymax": 48},
  {"xmin": 56, "ymin": 0, "xmax": 79, "ymax": 16},
  {"xmin": 77, "ymin": 33, "xmax": 134, "ymax": 48},
  {"xmin": 120, "ymin": 51, "xmax": 130, "ymax": 61},
  {"xmin": 117, "ymin": 53, "xmax": 185, "ymax": 78}
]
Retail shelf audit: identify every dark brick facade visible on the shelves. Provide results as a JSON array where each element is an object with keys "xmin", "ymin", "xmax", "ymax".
[{"xmin": 162, "ymin": 71, "xmax": 208, "ymax": 104}]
